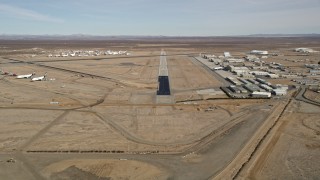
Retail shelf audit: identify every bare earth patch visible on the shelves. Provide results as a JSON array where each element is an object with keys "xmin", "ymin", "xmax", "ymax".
[{"xmin": 42, "ymin": 159, "xmax": 169, "ymax": 180}]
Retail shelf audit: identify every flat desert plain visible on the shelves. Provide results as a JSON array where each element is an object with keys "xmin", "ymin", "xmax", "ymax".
[{"xmin": 0, "ymin": 37, "xmax": 319, "ymax": 179}]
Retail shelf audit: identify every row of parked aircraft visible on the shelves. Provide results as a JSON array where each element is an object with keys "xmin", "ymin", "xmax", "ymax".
[
  {"xmin": 48, "ymin": 50, "xmax": 130, "ymax": 58},
  {"xmin": 1, "ymin": 70, "xmax": 47, "ymax": 81},
  {"xmin": 18, "ymin": 72, "xmax": 47, "ymax": 81}
]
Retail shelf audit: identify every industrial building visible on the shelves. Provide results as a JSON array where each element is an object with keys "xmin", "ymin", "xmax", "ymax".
[
  {"xmin": 226, "ymin": 77, "xmax": 242, "ymax": 85},
  {"xmin": 250, "ymin": 50, "xmax": 268, "ymax": 55},
  {"xmin": 267, "ymin": 74, "xmax": 279, "ymax": 79},
  {"xmin": 229, "ymin": 85, "xmax": 241, "ymax": 93},
  {"xmin": 238, "ymin": 78, "xmax": 251, "ymax": 84},
  {"xmin": 237, "ymin": 86, "xmax": 248, "ymax": 93},
  {"xmin": 245, "ymin": 55, "xmax": 260, "ymax": 62},
  {"xmin": 305, "ymin": 64, "xmax": 319, "ymax": 69},
  {"xmin": 310, "ymin": 69, "xmax": 320, "ymax": 74},
  {"xmin": 259, "ymin": 84, "xmax": 273, "ymax": 92},
  {"xmin": 227, "ymin": 66, "xmax": 250, "ymax": 75},
  {"xmin": 225, "ymin": 58, "xmax": 244, "ymax": 63},
  {"xmin": 224, "ymin": 52, "xmax": 231, "ymax": 58},
  {"xmin": 295, "ymin": 48, "xmax": 318, "ymax": 53},
  {"xmin": 247, "ymin": 79, "xmax": 260, "ymax": 85},
  {"xmin": 244, "ymin": 84, "xmax": 261, "ymax": 92},
  {"xmin": 255, "ymin": 78, "xmax": 271, "ymax": 85},
  {"xmin": 256, "ymin": 78, "xmax": 267, "ymax": 84},
  {"xmin": 297, "ymin": 79, "xmax": 319, "ymax": 86},
  {"xmin": 250, "ymin": 92, "xmax": 271, "ymax": 98},
  {"xmin": 202, "ymin": 54, "xmax": 216, "ymax": 59},
  {"xmin": 272, "ymin": 89, "xmax": 287, "ymax": 96},
  {"xmin": 250, "ymin": 71, "xmax": 269, "ymax": 76},
  {"xmin": 240, "ymin": 73, "xmax": 255, "ymax": 78},
  {"xmin": 197, "ymin": 50, "xmax": 295, "ymax": 99}
]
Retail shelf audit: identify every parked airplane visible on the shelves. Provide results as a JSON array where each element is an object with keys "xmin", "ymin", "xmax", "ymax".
[
  {"xmin": 31, "ymin": 73, "xmax": 47, "ymax": 81},
  {"xmin": 16, "ymin": 72, "xmax": 35, "ymax": 79}
]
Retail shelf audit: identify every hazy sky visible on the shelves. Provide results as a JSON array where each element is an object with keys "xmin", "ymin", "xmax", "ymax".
[{"xmin": 0, "ymin": 0, "xmax": 320, "ymax": 36}]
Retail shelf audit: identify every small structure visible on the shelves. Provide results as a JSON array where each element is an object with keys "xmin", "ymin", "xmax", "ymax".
[
  {"xmin": 250, "ymin": 50, "xmax": 268, "ymax": 55},
  {"xmin": 238, "ymin": 86, "xmax": 248, "ymax": 93},
  {"xmin": 226, "ymin": 77, "xmax": 242, "ymax": 85},
  {"xmin": 272, "ymin": 89, "xmax": 287, "ymax": 96},
  {"xmin": 250, "ymin": 91, "xmax": 271, "ymax": 98},
  {"xmin": 6, "ymin": 158, "xmax": 15, "ymax": 163},
  {"xmin": 250, "ymin": 71, "xmax": 269, "ymax": 76},
  {"xmin": 267, "ymin": 74, "xmax": 279, "ymax": 79},
  {"xmin": 305, "ymin": 64, "xmax": 319, "ymax": 69},
  {"xmin": 240, "ymin": 73, "xmax": 255, "ymax": 78},
  {"xmin": 310, "ymin": 69, "xmax": 320, "ymax": 74},
  {"xmin": 225, "ymin": 58, "xmax": 244, "ymax": 63},
  {"xmin": 202, "ymin": 54, "xmax": 216, "ymax": 59},
  {"xmin": 295, "ymin": 48, "xmax": 318, "ymax": 53},
  {"xmin": 224, "ymin": 52, "xmax": 231, "ymax": 58},
  {"xmin": 213, "ymin": 66, "xmax": 224, "ymax": 70},
  {"xmin": 245, "ymin": 55, "xmax": 260, "ymax": 62},
  {"xmin": 229, "ymin": 85, "xmax": 241, "ymax": 93}
]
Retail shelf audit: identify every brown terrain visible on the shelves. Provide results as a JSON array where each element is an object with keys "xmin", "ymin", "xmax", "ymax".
[{"xmin": 0, "ymin": 37, "xmax": 319, "ymax": 180}]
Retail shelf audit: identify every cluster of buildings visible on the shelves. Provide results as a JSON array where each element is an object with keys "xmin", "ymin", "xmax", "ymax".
[
  {"xmin": 48, "ymin": 50, "xmax": 130, "ymax": 57},
  {"xmin": 305, "ymin": 64, "xmax": 320, "ymax": 75},
  {"xmin": 223, "ymin": 77, "xmax": 288, "ymax": 98},
  {"xmin": 202, "ymin": 50, "xmax": 281, "ymax": 79},
  {"xmin": 200, "ymin": 48, "xmax": 320, "ymax": 99}
]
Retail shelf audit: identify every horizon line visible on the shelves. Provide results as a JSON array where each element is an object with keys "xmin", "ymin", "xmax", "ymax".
[{"xmin": 1, "ymin": 33, "xmax": 320, "ymax": 37}]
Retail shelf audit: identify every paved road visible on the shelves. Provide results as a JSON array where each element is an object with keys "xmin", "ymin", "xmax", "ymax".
[{"xmin": 295, "ymin": 86, "xmax": 320, "ymax": 106}]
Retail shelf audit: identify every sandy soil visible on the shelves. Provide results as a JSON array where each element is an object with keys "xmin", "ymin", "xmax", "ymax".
[
  {"xmin": 168, "ymin": 55, "xmax": 222, "ymax": 91},
  {"xmin": 304, "ymin": 90, "xmax": 320, "ymax": 103},
  {"xmin": 94, "ymin": 105, "xmax": 230, "ymax": 144},
  {"xmin": 0, "ymin": 109, "xmax": 64, "ymax": 152},
  {"xmin": 0, "ymin": 37, "xmax": 319, "ymax": 179},
  {"xmin": 42, "ymin": 159, "xmax": 169, "ymax": 180},
  {"xmin": 238, "ymin": 100, "xmax": 320, "ymax": 179}
]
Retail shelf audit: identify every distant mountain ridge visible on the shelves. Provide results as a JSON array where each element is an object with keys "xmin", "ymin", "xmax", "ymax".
[
  {"xmin": 0, "ymin": 34, "xmax": 319, "ymax": 40},
  {"xmin": 246, "ymin": 34, "xmax": 320, "ymax": 37}
]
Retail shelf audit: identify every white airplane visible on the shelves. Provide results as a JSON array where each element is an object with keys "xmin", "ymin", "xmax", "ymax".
[
  {"xmin": 31, "ymin": 73, "xmax": 47, "ymax": 81},
  {"xmin": 16, "ymin": 72, "xmax": 35, "ymax": 79}
]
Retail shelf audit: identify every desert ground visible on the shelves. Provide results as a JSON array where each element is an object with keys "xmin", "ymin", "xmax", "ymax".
[{"xmin": 0, "ymin": 37, "xmax": 319, "ymax": 179}]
